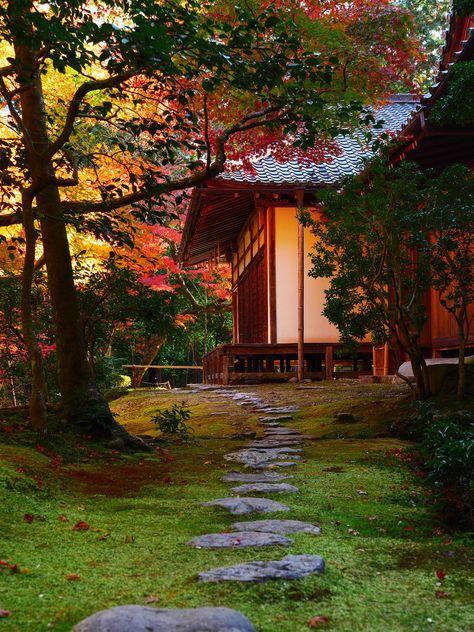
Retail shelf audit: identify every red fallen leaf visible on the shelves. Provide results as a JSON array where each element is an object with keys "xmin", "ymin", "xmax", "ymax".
[
  {"xmin": 403, "ymin": 525, "xmax": 414, "ymax": 532},
  {"xmin": 308, "ymin": 615, "xmax": 330, "ymax": 628},
  {"xmin": 433, "ymin": 527, "xmax": 445, "ymax": 536},
  {"xmin": 442, "ymin": 538, "xmax": 453, "ymax": 545},
  {"xmin": 162, "ymin": 475, "xmax": 172, "ymax": 484},
  {"xmin": 65, "ymin": 573, "xmax": 81, "ymax": 581},
  {"xmin": 436, "ymin": 569, "xmax": 446, "ymax": 581},
  {"xmin": 58, "ymin": 515, "xmax": 69, "ymax": 522},
  {"xmin": 35, "ymin": 478, "xmax": 43, "ymax": 490},
  {"xmin": 18, "ymin": 425, "xmax": 25, "ymax": 433},
  {"xmin": 2, "ymin": 426, "xmax": 14, "ymax": 433},
  {"xmin": 231, "ymin": 539, "xmax": 241, "ymax": 545},
  {"xmin": 0, "ymin": 609, "xmax": 11, "ymax": 618},
  {"xmin": 0, "ymin": 560, "xmax": 10, "ymax": 567},
  {"xmin": 15, "ymin": 467, "xmax": 25, "ymax": 473},
  {"xmin": 9, "ymin": 565, "xmax": 19, "ymax": 574},
  {"xmin": 23, "ymin": 514, "xmax": 34, "ymax": 523},
  {"xmin": 72, "ymin": 521, "xmax": 90, "ymax": 531},
  {"xmin": 435, "ymin": 590, "xmax": 449, "ymax": 599}
]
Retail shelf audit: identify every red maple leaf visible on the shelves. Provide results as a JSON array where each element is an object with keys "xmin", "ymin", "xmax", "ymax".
[
  {"xmin": 0, "ymin": 609, "xmax": 11, "ymax": 618},
  {"xmin": 65, "ymin": 573, "xmax": 81, "ymax": 581},
  {"xmin": 23, "ymin": 514, "xmax": 34, "ymax": 523},
  {"xmin": 72, "ymin": 521, "xmax": 90, "ymax": 531},
  {"xmin": 308, "ymin": 615, "xmax": 331, "ymax": 629},
  {"xmin": 436, "ymin": 569, "xmax": 446, "ymax": 581}
]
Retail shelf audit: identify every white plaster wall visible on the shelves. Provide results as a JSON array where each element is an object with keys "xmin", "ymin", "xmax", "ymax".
[{"xmin": 274, "ymin": 206, "xmax": 340, "ymax": 343}]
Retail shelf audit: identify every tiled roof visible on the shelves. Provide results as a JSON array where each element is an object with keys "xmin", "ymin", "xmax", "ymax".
[{"xmin": 219, "ymin": 99, "xmax": 419, "ymax": 187}]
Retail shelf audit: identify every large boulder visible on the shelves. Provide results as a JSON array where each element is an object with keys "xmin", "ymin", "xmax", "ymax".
[
  {"xmin": 397, "ymin": 356, "xmax": 474, "ymax": 395},
  {"xmin": 73, "ymin": 606, "xmax": 256, "ymax": 632}
]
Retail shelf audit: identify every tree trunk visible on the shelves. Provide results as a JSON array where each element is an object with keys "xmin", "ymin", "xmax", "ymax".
[
  {"xmin": 131, "ymin": 334, "xmax": 166, "ymax": 388},
  {"xmin": 13, "ymin": 28, "xmax": 148, "ymax": 449},
  {"xmin": 409, "ymin": 352, "xmax": 429, "ymax": 400},
  {"xmin": 457, "ymin": 318, "xmax": 466, "ymax": 400},
  {"xmin": 20, "ymin": 192, "xmax": 48, "ymax": 432}
]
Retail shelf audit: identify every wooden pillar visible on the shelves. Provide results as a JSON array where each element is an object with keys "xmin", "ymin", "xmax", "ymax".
[
  {"xmin": 222, "ymin": 354, "xmax": 229, "ymax": 385},
  {"xmin": 325, "ymin": 345, "xmax": 334, "ymax": 380},
  {"xmin": 297, "ymin": 190, "xmax": 305, "ymax": 382}
]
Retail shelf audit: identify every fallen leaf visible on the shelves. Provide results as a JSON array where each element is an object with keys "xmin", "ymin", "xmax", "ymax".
[
  {"xmin": 2, "ymin": 426, "xmax": 14, "ymax": 433},
  {"xmin": 435, "ymin": 590, "xmax": 449, "ymax": 599},
  {"xmin": 65, "ymin": 574, "xmax": 81, "ymax": 581},
  {"xmin": 124, "ymin": 535, "xmax": 135, "ymax": 543},
  {"xmin": 436, "ymin": 569, "xmax": 446, "ymax": 581},
  {"xmin": 308, "ymin": 615, "xmax": 330, "ymax": 628},
  {"xmin": 348, "ymin": 528, "xmax": 359, "ymax": 536},
  {"xmin": 162, "ymin": 475, "xmax": 172, "ymax": 484},
  {"xmin": 99, "ymin": 533, "xmax": 110, "ymax": 541},
  {"xmin": 357, "ymin": 489, "xmax": 368, "ymax": 496},
  {"xmin": 367, "ymin": 516, "xmax": 377, "ymax": 523},
  {"xmin": 23, "ymin": 514, "xmax": 34, "ymax": 523},
  {"xmin": 72, "ymin": 521, "xmax": 90, "ymax": 531},
  {"xmin": 0, "ymin": 609, "xmax": 11, "ymax": 618},
  {"xmin": 231, "ymin": 539, "xmax": 241, "ymax": 545},
  {"xmin": 144, "ymin": 596, "xmax": 160, "ymax": 604},
  {"xmin": 58, "ymin": 515, "xmax": 69, "ymax": 522}
]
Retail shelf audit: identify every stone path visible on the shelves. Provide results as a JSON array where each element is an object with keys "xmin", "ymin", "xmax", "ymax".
[
  {"xmin": 74, "ymin": 387, "xmax": 324, "ymax": 631},
  {"xmin": 196, "ymin": 388, "xmax": 324, "ymax": 586}
]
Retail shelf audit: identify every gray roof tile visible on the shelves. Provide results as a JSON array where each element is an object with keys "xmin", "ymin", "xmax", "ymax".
[{"xmin": 219, "ymin": 101, "xmax": 419, "ymax": 186}]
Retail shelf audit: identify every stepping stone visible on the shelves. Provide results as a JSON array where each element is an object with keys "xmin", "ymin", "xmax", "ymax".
[
  {"xmin": 188, "ymin": 531, "xmax": 292, "ymax": 548},
  {"xmin": 230, "ymin": 483, "xmax": 299, "ymax": 494},
  {"xmin": 73, "ymin": 606, "xmax": 256, "ymax": 632},
  {"xmin": 253, "ymin": 461, "xmax": 300, "ymax": 470},
  {"xmin": 231, "ymin": 519, "xmax": 321, "ymax": 535},
  {"xmin": 258, "ymin": 407, "xmax": 299, "ymax": 414},
  {"xmin": 222, "ymin": 471, "xmax": 293, "ymax": 483},
  {"xmin": 259, "ymin": 416, "xmax": 293, "ymax": 422},
  {"xmin": 198, "ymin": 554, "xmax": 325, "ymax": 583},
  {"xmin": 201, "ymin": 497, "xmax": 291, "ymax": 516},
  {"xmin": 247, "ymin": 441, "xmax": 304, "ymax": 449},
  {"xmin": 224, "ymin": 448, "xmax": 301, "ymax": 467}
]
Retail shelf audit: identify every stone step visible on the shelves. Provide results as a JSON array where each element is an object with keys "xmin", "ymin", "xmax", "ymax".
[
  {"xmin": 224, "ymin": 447, "xmax": 302, "ymax": 467},
  {"xmin": 259, "ymin": 416, "xmax": 293, "ymax": 422},
  {"xmin": 201, "ymin": 497, "xmax": 291, "ymax": 515},
  {"xmin": 252, "ymin": 460, "xmax": 300, "ymax": 470},
  {"xmin": 222, "ymin": 471, "xmax": 293, "ymax": 483},
  {"xmin": 230, "ymin": 483, "xmax": 299, "ymax": 494},
  {"xmin": 188, "ymin": 531, "xmax": 292, "ymax": 548},
  {"xmin": 73, "ymin": 606, "xmax": 256, "ymax": 632},
  {"xmin": 231, "ymin": 519, "xmax": 321, "ymax": 535},
  {"xmin": 198, "ymin": 554, "xmax": 325, "ymax": 583}
]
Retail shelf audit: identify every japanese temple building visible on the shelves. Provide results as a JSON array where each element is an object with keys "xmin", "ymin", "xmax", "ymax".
[{"xmin": 179, "ymin": 12, "xmax": 474, "ymax": 385}]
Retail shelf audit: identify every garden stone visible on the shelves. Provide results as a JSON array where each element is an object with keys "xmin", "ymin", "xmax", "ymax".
[
  {"xmin": 222, "ymin": 471, "xmax": 292, "ymax": 483},
  {"xmin": 247, "ymin": 440, "xmax": 304, "ymax": 449},
  {"xmin": 253, "ymin": 461, "xmax": 300, "ymax": 470},
  {"xmin": 188, "ymin": 531, "xmax": 291, "ymax": 548},
  {"xmin": 224, "ymin": 448, "xmax": 301, "ymax": 467},
  {"xmin": 230, "ymin": 483, "xmax": 299, "ymax": 494},
  {"xmin": 198, "ymin": 554, "xmax": 325, "ymax": 583},
  {"xmin": 201, "ymin": 497, "xmax": 291, "ymax": 515},
  {"xmin": 231, "ymin": 519, "xmax": 321, "ymax": 535},
  {"xmin": 334, "ymin": 411, "xmax": 356, "ymax": 423},
  {"xmin": 73, "ymin": 606, "xmax": 256, "ymax": 632},
  {"xmin": 259, "ymin": 416, "xmax": 293, "ymax": 422},
  {"xmin": 232, "ymin": 431, "xmax": 257, "ymax": 440}
]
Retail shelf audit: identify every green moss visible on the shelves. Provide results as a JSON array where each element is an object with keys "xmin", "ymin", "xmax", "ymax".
[{"xmin": 1, "ymin": 384, "xmax": 473, "ymax": 631}]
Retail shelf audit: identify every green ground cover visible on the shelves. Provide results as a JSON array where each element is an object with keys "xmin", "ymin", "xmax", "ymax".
[{"xmin": 1, "ymin": 383, "xmax": 473, "ymax": 631}]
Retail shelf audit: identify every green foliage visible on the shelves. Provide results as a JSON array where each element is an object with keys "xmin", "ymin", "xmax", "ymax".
[
  {"xmin": 421, "ymin": 413, "xmax": 474, "ymax": 525},
  {"xmin": 430, "ymin": 61, "xmax": 474, "ymax": 127},
  {"xmin": 453, "ymin": 0, "xmax": 474, "ymax": 15},
  {"xmin": 152, "ymin": 401, "xmax": 192, "ymax": 437}
]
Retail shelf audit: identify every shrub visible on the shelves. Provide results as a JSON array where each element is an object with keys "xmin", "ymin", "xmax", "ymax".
[
  {"xmin": 421, "ymin": 413, "xmax": 474, "ymax": 526},
  {"xmin": 152, "ymin": 402, "xmax": 192, "ymax": 439}
]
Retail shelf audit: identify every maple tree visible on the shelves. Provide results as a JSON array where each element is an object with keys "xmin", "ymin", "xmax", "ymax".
[{"xmin": 0, "ymin": 0, "xmax": 419, "ymax": 438}]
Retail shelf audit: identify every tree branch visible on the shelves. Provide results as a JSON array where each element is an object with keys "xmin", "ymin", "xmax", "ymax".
[{"xmin": 47, "ymin": 71, "xmax": 138, "ymax": 160}]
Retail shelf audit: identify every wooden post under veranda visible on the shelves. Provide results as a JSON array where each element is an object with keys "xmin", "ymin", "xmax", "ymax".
[{"xmin": 297, "ymin": 190, "xmax": 305, "ymax": 382}]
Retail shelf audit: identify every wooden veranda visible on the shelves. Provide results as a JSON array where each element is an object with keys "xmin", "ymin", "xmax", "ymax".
[{"xmin": 202, "ymin": 343, "xmax": 373, "ymax": 385}]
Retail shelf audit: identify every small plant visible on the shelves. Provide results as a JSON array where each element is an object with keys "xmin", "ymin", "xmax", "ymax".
[
  {"xmin": 152, "ymin": 402, "xmax": 192, "ymax": 439},
  {"xmin": 421, "ymin": 412, "xmax": 474, "ymax": 526}
]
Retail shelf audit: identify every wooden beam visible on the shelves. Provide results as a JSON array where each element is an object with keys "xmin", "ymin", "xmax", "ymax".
[
  {"xmin": 296, "ymin": 190, "xmax": 305, "ymax": 382},
  {"xmin": 122, "ymin": 365, "xmax": 203, "ymax": 370}
]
